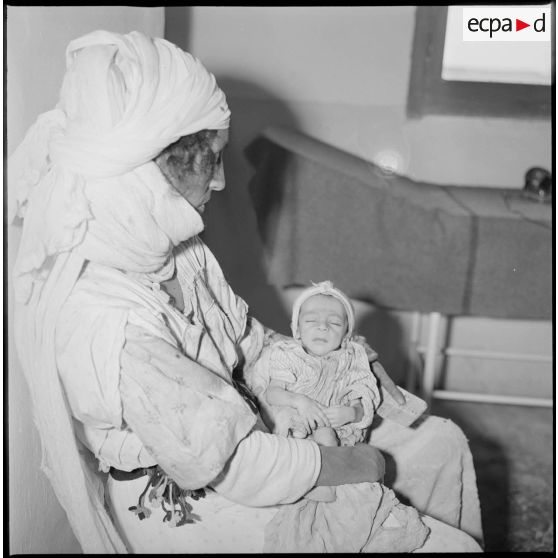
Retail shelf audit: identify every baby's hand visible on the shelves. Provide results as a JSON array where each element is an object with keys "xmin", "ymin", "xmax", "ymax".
[
  {"xmin": 324, "ymin": 405, "xmax": 356, "ymax": 427},
  {"xmin": 295, "ymin": 395, "xmax": 329, "ymax": 431}
]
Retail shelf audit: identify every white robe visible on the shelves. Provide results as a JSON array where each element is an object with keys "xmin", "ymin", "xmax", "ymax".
[{"xmin": 56, "ymin": 234, "xmax": 322, "ymax": 503}]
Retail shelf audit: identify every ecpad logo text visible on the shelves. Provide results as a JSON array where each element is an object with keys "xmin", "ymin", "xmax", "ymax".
[{"xmin": 462, "ymin": 6, "xmax": 551, "ymax": 42}]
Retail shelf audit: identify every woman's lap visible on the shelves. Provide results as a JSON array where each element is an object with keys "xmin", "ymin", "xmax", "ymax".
[
  {"xmin": 106, "ymin": 475, "xmax": 278, "ymax": 553},
  {"xmin": 417, "ymin": 516, "xmax": 482, "ymax": 553},
  {"xmin": 369, "ymin": 415, "xmax": 484, "ymax": 545},
  {"xmin": 106, "ymin": 472, "xmax": 482, "ymax": 553}
]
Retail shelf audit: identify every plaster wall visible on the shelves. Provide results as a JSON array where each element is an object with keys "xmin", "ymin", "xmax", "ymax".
[{"xmin": 7, "ymin": 7, "xmax": 164, "ymax": 553}]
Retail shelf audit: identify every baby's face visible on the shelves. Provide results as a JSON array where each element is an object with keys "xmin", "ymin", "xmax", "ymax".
[{"xmin": 298, "ymin": 294, "xmax": 348, "ymax": 357}]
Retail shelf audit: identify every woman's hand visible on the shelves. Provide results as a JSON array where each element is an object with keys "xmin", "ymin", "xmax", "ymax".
[
  {"xmin": 294, "ymin": 395, "xmax": 330, "ymax": 431},
  {"xmin": 315, "ymin": 443, "xmax": 385, "ymax": 487},
  {"xmin": 323, "ymin": 405, "xmax": 356, "ymax": 427}
]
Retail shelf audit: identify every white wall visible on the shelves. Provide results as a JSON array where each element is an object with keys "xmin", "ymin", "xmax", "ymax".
[
  {"xmin": 7, "ymin": 7, "xmax": 164, "ymax": 553},
  {"xmin": 184, "ymin": 6, "xmax": 551, "ymax": 186},
  {"xmin": 170, "ymin": 7, "xmax": 552, "ymax": 398}
]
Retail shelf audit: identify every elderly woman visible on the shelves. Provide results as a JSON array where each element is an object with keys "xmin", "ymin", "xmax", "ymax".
[{"xmin": 10, "ymin": 30, "xmax": 482, "ymax": 553}]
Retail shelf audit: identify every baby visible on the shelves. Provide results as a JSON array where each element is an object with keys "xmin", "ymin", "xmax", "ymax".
[
  {"xmin": 244, "ymin": 281, "xmax": 430, "ymax": 552},
  {"xmin": 253, "ymin": 281, "xmax": 381, "ymax": 502}
]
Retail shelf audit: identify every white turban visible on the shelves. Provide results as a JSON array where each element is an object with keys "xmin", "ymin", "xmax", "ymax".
[
  {"xmin": 51, "ymin": 30, "xmax": 229, "ymax": 177},
  {"xmin": 290, "ymin": 281, "xmax": 356, "ymax": 343},
  {"xmin": 9, "ymin": 30, "xmax": 230, "ymax": 553}
]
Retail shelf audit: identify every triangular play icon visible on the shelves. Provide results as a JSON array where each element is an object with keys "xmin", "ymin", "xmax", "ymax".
[{"xmin": 516, "ymin": 19, "xmax": 530, "ymax": 31}]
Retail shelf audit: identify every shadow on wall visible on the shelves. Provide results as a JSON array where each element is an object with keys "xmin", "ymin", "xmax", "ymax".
[
  {"xmin": 202, "ymin": 76, "xmax": 303, "ymax": 334},
  {"xmin": 164, "ymin": 6, "xmax": 191, "ymax": 51},
  {"xmin": 166, "ymin": 8, "xmax": 298, "ymax": 331},
  {"xmin": 355, "ymin": 307, "xmax": 409, "ymax": 386}
]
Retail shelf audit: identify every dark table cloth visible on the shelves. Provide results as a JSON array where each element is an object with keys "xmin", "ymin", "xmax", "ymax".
[{"xmin": 246, "ymin": 127, "xmax": 551, "ymax": 320}]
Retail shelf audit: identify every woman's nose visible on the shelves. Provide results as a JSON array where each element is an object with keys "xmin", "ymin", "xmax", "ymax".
[{"xmin": 210, "ymin": 163, "xmax": 225, "ymax": 191}]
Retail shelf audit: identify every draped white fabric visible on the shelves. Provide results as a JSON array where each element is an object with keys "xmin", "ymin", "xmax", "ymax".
[{"xmin": 9, "ymin": 30, "xmax": 230, "ymax": 553}]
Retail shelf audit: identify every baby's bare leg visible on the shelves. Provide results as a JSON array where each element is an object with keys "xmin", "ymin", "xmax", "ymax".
[
  {"xmin": 305, "ymin": 427, "xmax": 339, "ymax": 502},
  {"xmin": 311, "ymin": 426, "xmax": 339, "ymax": 447}
]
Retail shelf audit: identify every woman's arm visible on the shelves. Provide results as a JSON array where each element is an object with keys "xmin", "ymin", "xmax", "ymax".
[
  {"xmin": 119, "ymin": 324, "xmax": 258, "ymax": 490},
  {"xmin": 209, "ymin": 430, "xmax": 385, "ymax": 506}
]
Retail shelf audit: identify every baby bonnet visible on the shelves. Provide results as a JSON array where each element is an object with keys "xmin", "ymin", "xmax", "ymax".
[{"xmin": 290, "ymin": 280, "xmax": 355, "ymax": 341}]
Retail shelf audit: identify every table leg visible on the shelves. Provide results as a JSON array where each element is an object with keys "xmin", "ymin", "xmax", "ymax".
[
  {"xmin": 405, "ymin": 311, "xmax": 422, "ymax": 391},
  {"xmin": 422, "ymin": 311, "xmax": 442, "ymax": 404}
]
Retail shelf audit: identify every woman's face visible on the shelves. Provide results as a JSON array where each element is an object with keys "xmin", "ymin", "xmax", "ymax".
[{"xmin": 156, "ymin": 128, "xmax": 229, "ymax": 213}]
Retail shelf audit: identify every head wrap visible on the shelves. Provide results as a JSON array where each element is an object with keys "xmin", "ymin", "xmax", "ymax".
[
  {"xmin": 10, "ymin": 29, "xmax": 230, "ymax": 304},
  {"xmin": 9, "ymin": 30, "xmax": 231, "ymax": 553},
  {"xmin": 290, "ymin": 281, "xmax": 356, "ymax": 344}
]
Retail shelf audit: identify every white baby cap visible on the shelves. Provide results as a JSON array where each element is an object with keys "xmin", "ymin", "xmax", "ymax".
[{"xmin": 290, "ymin": 280, "xmax": 355, "ymax": 342}]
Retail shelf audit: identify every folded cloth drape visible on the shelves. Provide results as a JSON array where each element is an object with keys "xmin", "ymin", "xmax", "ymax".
[
  {"xmin": 9, "ymin": 30, "xmax": 230, "ymax": 553},
  {"xmin": 247, "ymin": 126, "xmax": 552, "ymax": 319}
]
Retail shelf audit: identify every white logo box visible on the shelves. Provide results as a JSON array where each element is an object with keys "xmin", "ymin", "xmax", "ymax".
[{"xmin": 462, "ymin": 5, "xmax": 551, "ymax": 41}]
